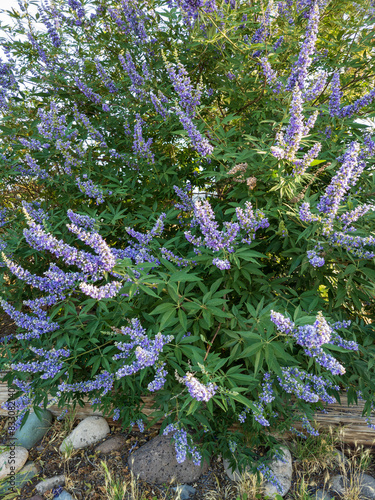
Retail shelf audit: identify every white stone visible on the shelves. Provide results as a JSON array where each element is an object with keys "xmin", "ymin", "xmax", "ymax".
[
  {"xmin": 35, "ymin": 474, "xmax": 65, "ymax": 494},
  {"xmin": 263, "ymin": 446, "xmax": 292, "ymax": 498},
  {"xmin": 0, "ymin": 446, "xmax": 28, "ymax": 480},
  {"xmin": 59, "ymin": 416, "xmax": 110, "ymax": 453}
]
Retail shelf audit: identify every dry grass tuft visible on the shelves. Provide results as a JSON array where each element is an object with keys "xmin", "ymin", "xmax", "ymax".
[
  {"xmin": 101, "ymin": 460, "xmax": 141, "ymax": 500},
  {"xmin": 205, "ymin": 469, "xmax": 265, "ymax": 500},
  {"xmin": 291, "ymin": 427, "xmax": 341, "ymax": 476}
]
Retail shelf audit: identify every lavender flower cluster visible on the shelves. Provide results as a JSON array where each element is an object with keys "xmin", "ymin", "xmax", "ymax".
[
  {"xmin": 172, "ymin": 105, "xmax": 214, "ymax": 157},
  {"xmin": 114, "ymin": 319, "xmax": 173, "ymax": 380},
  {"xmin": 165, "ymin": 58, "xmax": 202, "ymax": 117},
  {"xmin": 119, "ymin": 213, "xmax": 166, "ymax": 268},
  {"xmin": 56, "ymin": 319, "xmax": 173, "ymax": 400},
  {"xmin": 147, "ymin": 362, "xmax": 168, "ymax": 392},
  {"xmin": 133, "ymin": 114, "xmax": 154, "ymax": 163},
  {"xmin": 173, "ymin": 182, "xmax": 194, "ymax": 212},
  {"xmin": 75, "ymin": 77, "xmax": 104, "ymax": 108},
  {"xmin": 329, "ymin": 71, "xmax": 375, "ymax": 119},
  {"xmin": 161, "ymin": 248, "xmax": 193, "ymax": 267},
  {"xmin": 11, "ymin": 347, "xmax": 70, "ymax": 380},
  {"xmin": 95, "ymin": 58, "xmax": 117, "ymax": 94},
  {"xmin": 163, "ymin": 424, "xmax": 202, "ymax": 465},
  {"xmin": 0, "ymin": 58, "xmax": 17, "ymax": 109},
  {"xmin": 299, "ymin": 140, "xmax": 375, "ymax": 263},
  {"xmin": 167, "ymin": 0, "xmax": 218, "ymax": 27},
  {"xmin": 181, "ymin": 372, "xmax": 217, "ymax": 401},
  {"xmin": 271, "ymin": 310, "xmax": 358, "ymax": 375},
  {"xmin": 183, "ymin": 199, "xmax": 269, "ymax": 269},
  {"xmin": 271, "ymin": 85, "xmax": 321, "ymax": 175},
  {"xmin": 76, "ymin": 176, "xmax": 105, "ymax": 204},
  {"xmin": 238, "ymin": 374, "xmax": 275, "ymax": 427},
  {"xmin": 108, "ymin": 0, "xmax": 148, "ymax": 44},
  {"xmin": 278, "ymin": 367, "xmax": 340, "ymax": 405},
  {"xmin": 286, "ymin": 1, "xmax": 320, "ymax": 92},
  {"xmin": 38, "ymin": 3, "xmax": 62, "ymax": 48}
]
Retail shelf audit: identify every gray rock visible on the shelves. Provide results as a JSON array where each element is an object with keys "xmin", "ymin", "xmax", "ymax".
[
  {"xmin": 29, "ymin": 496, "xmax": 44, "ymax": 500},
  {"xmin": 54, "ymin": 490, "xmax": 74, "ymax": 500},
  {"xmin": 13, "ymin": 409, "xmax": 52, "ymax": 450},
  {"xmin": 60, "ymin": 416, "xmax": 110, "ymax": 453},
  {"xmin": 0, "ymin": 445, "xmax": 28, "ymax": 480},
  {"xmin": 360, "ymin": 474, "xmax": 375, "ymax": 499},
  {"xmin": 128, "ymin": 435, "xmax": 208, "ymax": 484},
  {"xmin": 330, "ymin": 474, "xmax": 348, "ymax": 495},
  {"xmin": 35, "ymin": 474, "xmax": 65, "ymax": 494},
  {"xmin": 224, "ymin": 445, "xmax": 292, "ymax": 497},
  {"xmin": 263, "ymin": 446, "xmax": 292, "ymax": 499},
  {"xmin": 330, "ymin": 473, "xmax": 375, "ymax": 499},
  {"xmin": 95, "ymin": 435, "xmax": 126, "ymax": 454},
  {"xmin": 314, "ymin": 489, "xmax": 334, "ymax": 500},
  {"xmin": 333, "ymin": 449, "xmax": 349, "ymax": 468},
  {"xmin": 172, "ymin": 484, "xmax": 196, "ymax": 499}
]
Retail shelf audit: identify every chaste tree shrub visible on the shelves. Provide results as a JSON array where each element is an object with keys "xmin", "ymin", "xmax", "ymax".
[{"xmin": 0, "ymin": 0, "xmax": 375, "ymax": 481}]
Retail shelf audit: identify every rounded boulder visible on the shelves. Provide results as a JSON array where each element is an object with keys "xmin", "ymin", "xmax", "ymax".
[{"xmin": 128, "ymin": 435, "xmax": 208, "ymax": 484}]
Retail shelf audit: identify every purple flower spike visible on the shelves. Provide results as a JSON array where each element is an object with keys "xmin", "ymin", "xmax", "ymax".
[
  {"xmin": 329, "ymin": 71, "xmax": 342, "ymax": 117},
  {"xmin": 182, "ymin": 372, "xmax": 217, "ymax": 401},
  {"xmin": 286, "ymin": 1, "xmax": 321, "ymax": 91}
]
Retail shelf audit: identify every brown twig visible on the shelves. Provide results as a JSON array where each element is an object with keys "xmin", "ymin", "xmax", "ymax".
[{"xmin": 203, "ymin": 321, "xmax": 221, "ymax": 362}]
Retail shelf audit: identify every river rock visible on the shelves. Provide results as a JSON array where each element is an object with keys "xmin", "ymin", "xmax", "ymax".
[
  {"xmin": 95, "ymin": 435, "xmax": 126, "ymax": 454},
  {"xmin": 172, "ymin": 484, "xmax": 196, "ymax": 499},
  {"xmin": 35, "ymin": 474, "xmax": 65, "ymax": 494},
  {"xmin": 59, "ymin": 416, "xmax": 110, "ymax": 453},
  {"xmin": 13, "ymin": 410, "xmax": 52, "ymax": 450},
  {"xmin": 263, "ymin": 446, "xmax": 293, "ymax": 498},
  {"xmin": 128, "ymin": 435, "xmax": 208, "ymax": 484},
  {"xmin": 330, "ymin": 473, "xmax": 375, "ymax": 499},
  {"xmin": 314, "ymin": 489, "xmax": 334, "ymax": 500},
  {"xmin": 0, "ymin": 445, "xmax": 28, "ymax": 480},
  {"xmin": 54, "ymin": 490, "xmax": 74, "ymax": 500}
]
